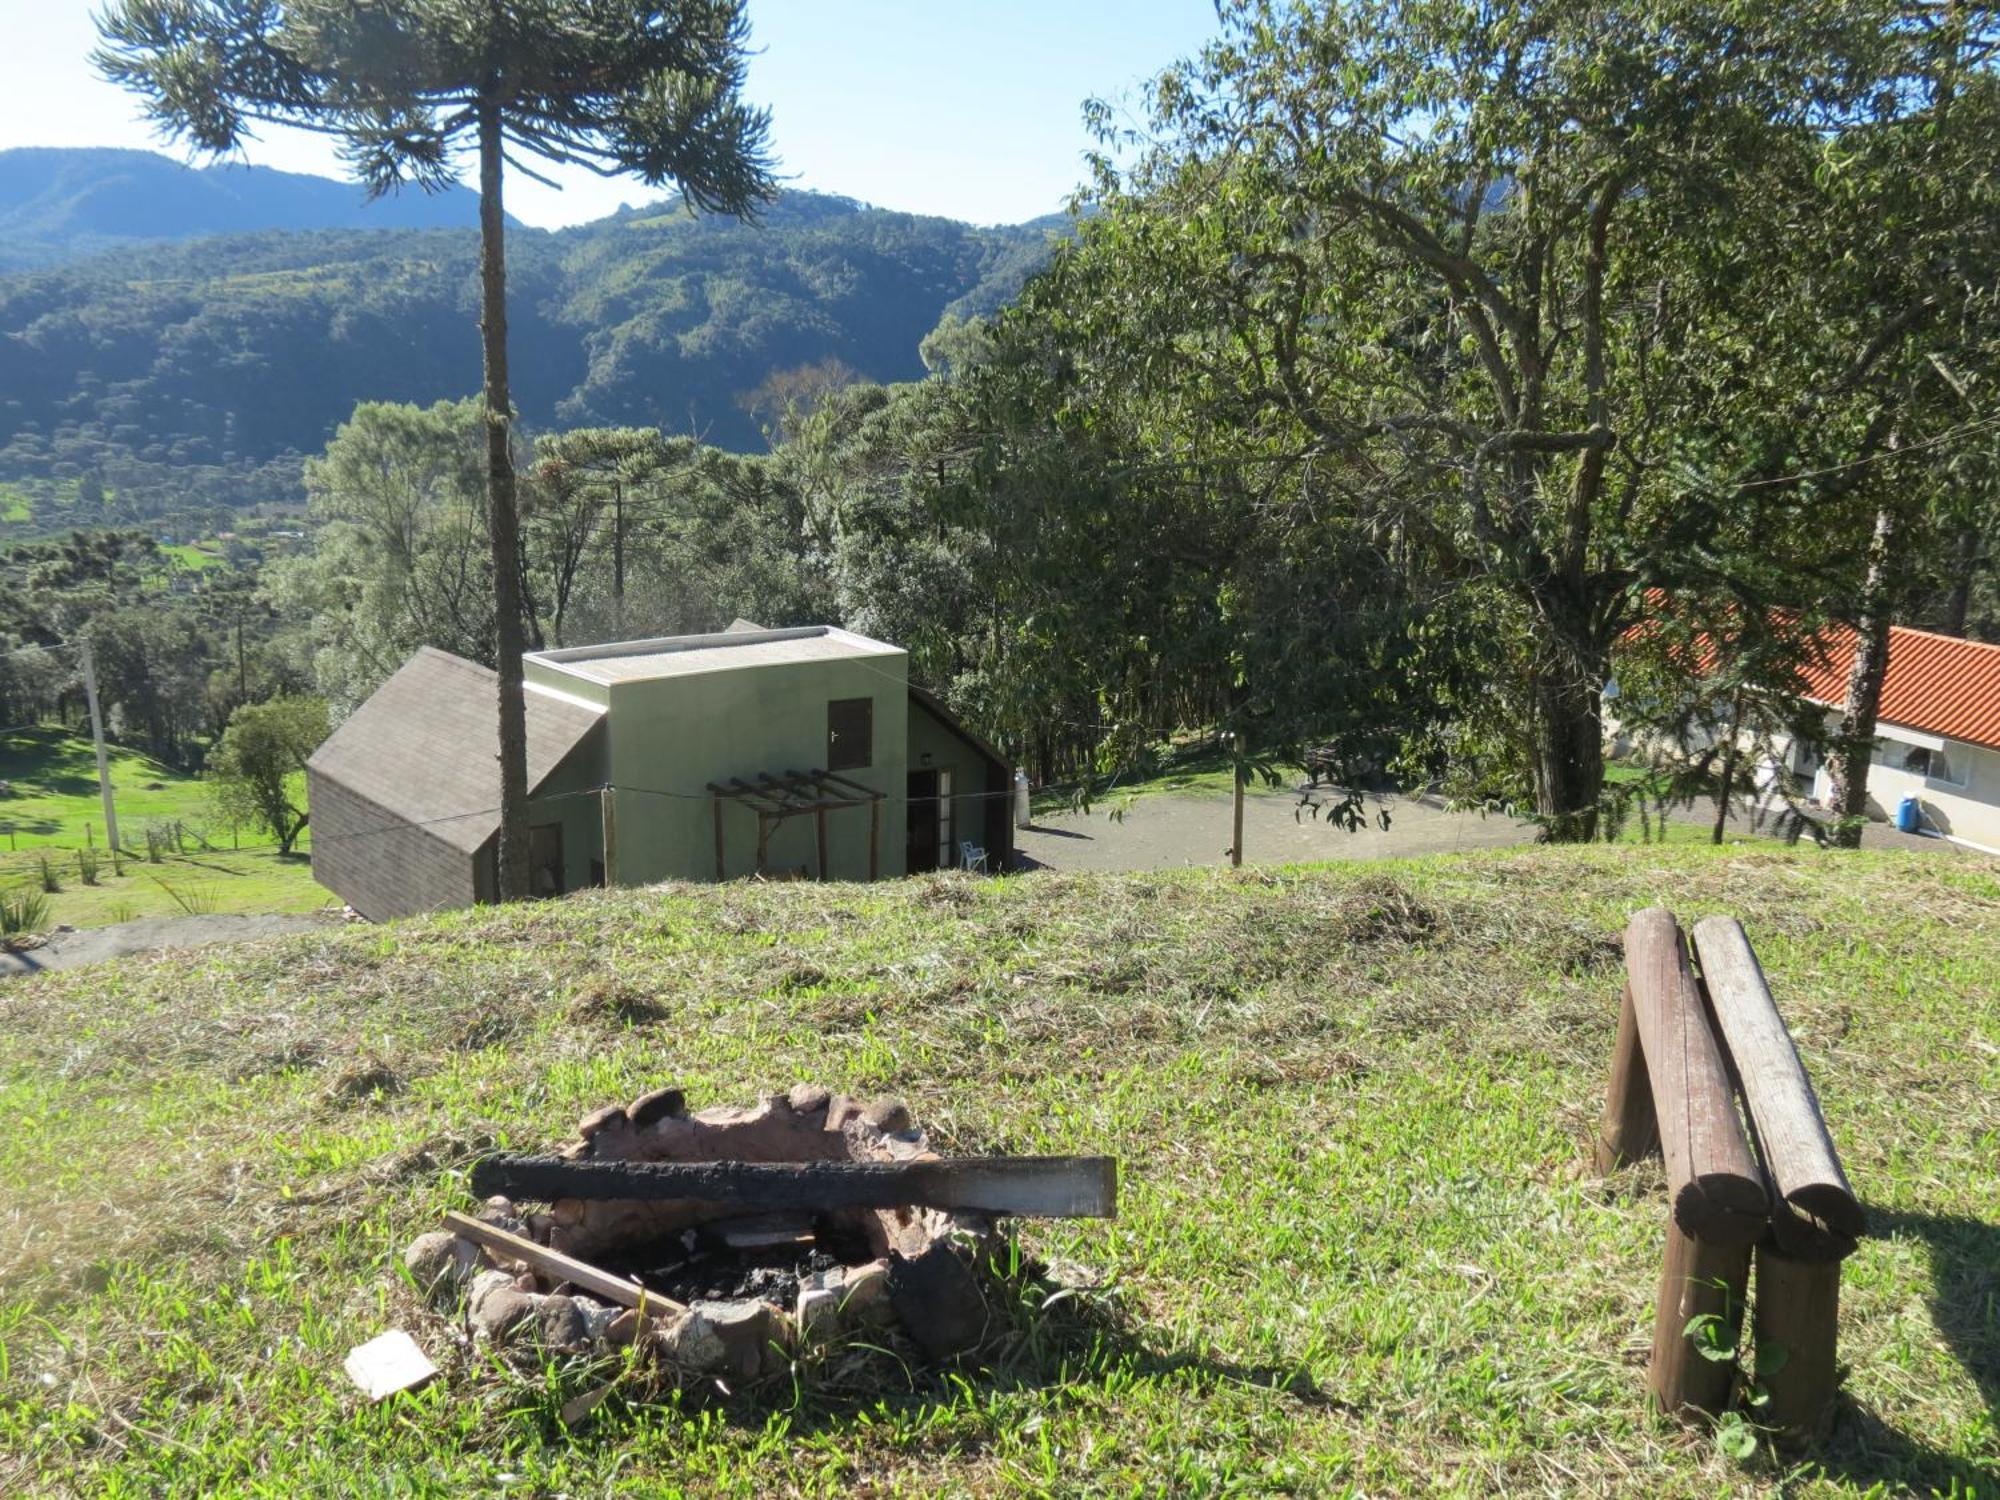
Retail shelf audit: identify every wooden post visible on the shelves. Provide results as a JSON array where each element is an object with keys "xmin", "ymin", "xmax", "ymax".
[
  {"xmin": 599, "ymin": 785, "xmax": 618, "ymax": 887},
  {"xmin": 1624, "ymin": 909, "xmax": 1767, "ymax": 1243},
  {"xmin": 1596, "ymin": 981, "xmax": 1660, "ymax": 1173},
  {"xmin": 1231, "ymin": 731, "xmax": 1245, "ymax": 869},
  {"xmin": 79, "ymin": 639, "xmax": 121, "ymax": 855},
  {"xmin": 868, "ymin": 796, "xmax": 880, "ymax": 881},
  {"xmin": 1752, "ymin": 1247, "xmax": 1843, "ymax": 1434},
  {"xmin": 711, "ymin": 793, "xmax": 725, "ymax": 882},
  {"xmin": 815, "ymin": 806, "xmax": 829, "ymax": 881},
  {"xmin": 754, "ymin": 812, "xmax": 770, "ymax": 875},
  {"xmin": 1650, "ymin": 1225, "xmax": 1752, "ymax": 1418},
  {"xmin": 1692, "ymin": 916, "xmax": 1863, "ymax": 1259}
]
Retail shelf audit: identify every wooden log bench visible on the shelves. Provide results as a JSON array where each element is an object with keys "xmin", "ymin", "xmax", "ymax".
[{"xmin": 1597, "ymin": 908, "xmax": 1862, "ymax": 1433}]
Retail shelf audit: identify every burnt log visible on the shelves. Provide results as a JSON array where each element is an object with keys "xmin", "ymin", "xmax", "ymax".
[{"xmin": 472, "ymin": 1154, "xmax": 1119, "ymax": 1219}]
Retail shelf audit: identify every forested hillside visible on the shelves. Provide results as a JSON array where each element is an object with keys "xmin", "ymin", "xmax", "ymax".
[
  {"xmin": 0, "ymin": 186, "xmax": 1062, "ymax": 496},
  {"xmin": 0, "ymin": 147, "xmax": 490, "ymax": 270}
]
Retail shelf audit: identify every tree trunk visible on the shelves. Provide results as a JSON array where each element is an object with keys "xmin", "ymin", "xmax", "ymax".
[
  {"xmin": 1828, "ymin": 506, "xmax": 1897, "ymax": 850},
  {"xmin": 478, "ymin": 101, "xmax": 532, "ymax": 902},
  {"xmin": 1530, "ymin": 646, "xmax": 1606, "ymax": 843},
  {"xmin": 1943, "ymin": 523, "xmax": 1978, "ymax": 637},
  {"xmin": 1712, "ymin": 689, "xmax": 1744, "ymax": 845}
]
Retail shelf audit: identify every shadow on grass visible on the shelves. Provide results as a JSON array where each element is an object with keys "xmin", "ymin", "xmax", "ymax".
[
  {"xmin": 1790, "ymin": 1206, "xmax": 1998, "ymax": 1495},
  {"xmin": 509, "ymin": 1249, "xmax": 1343, "ymax": 1450}
]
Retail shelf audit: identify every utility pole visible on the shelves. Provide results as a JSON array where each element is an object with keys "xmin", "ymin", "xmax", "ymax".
[{"xmin": 79, "ymin": 639, "xmax": 121, "ymax": 855}]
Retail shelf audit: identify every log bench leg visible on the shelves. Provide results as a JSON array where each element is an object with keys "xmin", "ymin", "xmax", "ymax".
[
  {"xmin": 1650, "ymin": 1223, "xmax": 1751, "ymax": 1418},
  {"xmin": 1597, "ymin": 981, "xmax": 1660, "ymax": 1173},
  {"xmin": 1753, "ymin": 1247, "xmax": 1842, "ymax": 1436}
]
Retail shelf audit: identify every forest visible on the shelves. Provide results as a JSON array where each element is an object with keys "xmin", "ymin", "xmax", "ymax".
[{"xmin": 2, "ymin": 0, "xmax": 1997, "ymax": 852}]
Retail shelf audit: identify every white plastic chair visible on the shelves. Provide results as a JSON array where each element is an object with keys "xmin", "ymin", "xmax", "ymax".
[{"xmin": 959, "ymin": 840, "xmax": 989, "ymax": 874}]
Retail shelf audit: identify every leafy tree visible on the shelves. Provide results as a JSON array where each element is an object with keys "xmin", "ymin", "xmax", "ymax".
[
  {"xmin": 206, "ymin": 694, "xmax": 328, "ymax": 854},
  {"xmin": 997, "ymin": 0, "xmax": 1998, "ymax": 838},
  {"xmin": 97, "ymin": 0, "xmax": 775, "ymax": 897}
]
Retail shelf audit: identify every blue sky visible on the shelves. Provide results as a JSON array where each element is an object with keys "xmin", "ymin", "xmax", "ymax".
[{"xmin": 0, "ymin": 1, "xmax": 1223, "ymax": 229}]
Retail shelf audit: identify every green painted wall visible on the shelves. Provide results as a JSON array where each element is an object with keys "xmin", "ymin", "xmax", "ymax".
[
  {"xmin": 908, "ymin": 700, "xmax": 997, "ymax": 866},
  {"xmin": 529, "ymin": 644, "xmax": 909, "ymax": 883}
]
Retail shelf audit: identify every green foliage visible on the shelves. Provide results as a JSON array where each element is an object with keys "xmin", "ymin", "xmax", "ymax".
[
  {"xmin": 206, "ymin": 695, "xmax": 327, "ymax": 855},
  {"xmin": 0, "ymin": 884, "xmax": 50, "ymax": 935},
  {"xmin": 76, "ymin": 846, "xmax": 100, "ymax": 885},
  {"xmin": 0, "ymin": 191, "xmax": 1059, "ymax": 478},
  {"xmin": 37, "ymin": 852, "xmax": 59, "ymax": 893}
]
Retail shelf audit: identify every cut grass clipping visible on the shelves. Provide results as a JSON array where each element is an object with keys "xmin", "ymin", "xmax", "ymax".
[{"xmin": 0, "ymin": 844, "xmax": 1995, "ymax": 1495}]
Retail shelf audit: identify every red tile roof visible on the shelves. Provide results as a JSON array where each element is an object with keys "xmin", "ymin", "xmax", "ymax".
[{"xmin": 1794, "ymin": 623, "xmax": 2000, "ymax": 752}]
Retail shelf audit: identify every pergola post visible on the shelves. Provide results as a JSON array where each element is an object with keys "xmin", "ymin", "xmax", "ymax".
[
  {"xmin": 815, "ymin": 806, "xmax": 829, "ymax": 880},
  {"xmin": 711, "ymin": 793, "xmax": 725, "ymax": 882}
]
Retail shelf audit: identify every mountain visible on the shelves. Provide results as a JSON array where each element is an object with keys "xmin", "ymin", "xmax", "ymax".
[
  {"xmin": 0, "ymin": 147, "xmax": 491, "ymax": 271},
  {"xmin": 0, "ymin": 178, "xmax": 1067, "ymax": 499}
]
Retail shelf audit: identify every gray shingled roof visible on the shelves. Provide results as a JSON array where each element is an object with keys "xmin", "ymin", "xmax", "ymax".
[{"xmin": 307, "ymin": 647, "xmax": 604, "ymax": 854}]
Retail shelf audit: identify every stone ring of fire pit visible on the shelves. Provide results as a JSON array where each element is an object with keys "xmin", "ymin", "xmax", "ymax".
[{"xmin": 405, "ymin": 1086, "xmax": 996, "ymax": 1384}]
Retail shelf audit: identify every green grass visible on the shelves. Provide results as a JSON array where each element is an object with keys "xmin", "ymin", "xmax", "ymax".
[
  {"xmin": 156, "ymin": 541, "xmax": 225, "ymax": 572},
  {"xmin": 0, "ymin": 726, "xmax": 327, "ymax": 927},
  {"xmin": 1, "ymin": 844, "xmax": 1994, "ymax": 1495},
  {"xmin": 0, "ymin": 483, "xmax": 30, "ymax": 525}
]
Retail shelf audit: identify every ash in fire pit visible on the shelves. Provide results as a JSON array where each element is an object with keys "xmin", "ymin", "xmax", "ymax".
[{"xmin": 404, "ymin": 1085, "xmax": 1112, "ymax": 1385}]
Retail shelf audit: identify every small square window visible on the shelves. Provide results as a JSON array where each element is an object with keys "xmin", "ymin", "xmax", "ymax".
[{"xmin": 828, "ymin": 697, "xmax": 872, "ymax": 771}]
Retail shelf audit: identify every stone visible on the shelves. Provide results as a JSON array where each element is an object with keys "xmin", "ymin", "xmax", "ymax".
[
  {"xmin": 837, "ymin": 1259, "xmax": 893, "ymax": 1324},
  {"xmin": 693, "ymin": 1299, "xmax": 781, "ymax": 1384},
  {"xmin": 537, "ymin": 1294, "xmax": 590, "ymax": 1352},
  {"xmin": 558, "ymin": 1382, "xmax": 613, "ymax": 1428},
  {"xmin": 577, "ymin": 1299, "xmax": 621, "ymax": 1345},
  {"xmin": 604, "ymin": 1307, "xmax": 650, "ymax": 1347},
  {"xmin": 861, "ymin": 1096, "xmax": 911, "ymax": 1134},
  {"xmin": 795, "ymin": 1285, "xmax": 840, "ymax": 1345},
  {"xmin": 888, "ymin": 1244, "xmax": 989, "ymax": 1363},
  {"xmin": 403, "ymin": 1232, "xmax": 479, "ymax": 1302},
  {"xmin": 786, "ymin": 1083, "xmax": 831, "ymax": 1117},
  {"xmin": 468, "ymin": 1270, "xmax": 540, "ymax": 1342},
  {"xmin": 578, "ymin": 1105, "xmax": 629, "ymax": 1142},
  {"xmin": 824, "ymin": 1094, "xmax": 863, "ymax": 1130},
  {"xmin": 627, "ymin": 1087, "xmax": 685, "ymax": 1129},
  {"xmin": 654, "ymin": 1308, "xmax": 727, "ymax": 1374}
]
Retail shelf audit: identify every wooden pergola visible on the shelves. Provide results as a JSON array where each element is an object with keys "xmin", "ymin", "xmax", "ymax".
[{"xmin": 706, "ymin": 768, "xmax": 884, "ymax": 881}]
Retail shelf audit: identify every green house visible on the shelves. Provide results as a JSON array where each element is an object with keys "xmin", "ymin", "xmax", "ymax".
[{"xmin": 307, "ymin": 625, "xmax": 1012, "ymax": 921}]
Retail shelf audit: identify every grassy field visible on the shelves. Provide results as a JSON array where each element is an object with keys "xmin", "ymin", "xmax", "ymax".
[
  {"xmin": 0, "ymin": 844, "xmax": 1994, "ymax": 1495},
  {"xmin": 0, "ymin": 727, "xmax": 327, "ymax": 928}
]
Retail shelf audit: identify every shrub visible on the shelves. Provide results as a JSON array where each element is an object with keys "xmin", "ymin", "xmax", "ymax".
[
  {"xmin": 37, "ymin": 853, "xmax": 61, "ymax": 893},
  {"xmin": 77, "ymin": 847, "xmax": 101, "ymax": 885},
  {"xmin": 1, "ymin": 886, "xmax": 51, "ymax": 936}
]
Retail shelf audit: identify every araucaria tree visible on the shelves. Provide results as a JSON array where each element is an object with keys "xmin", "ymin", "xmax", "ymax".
[{"xmin": 96, "ymin": 0, "xmax": 775, "ymax": 896}]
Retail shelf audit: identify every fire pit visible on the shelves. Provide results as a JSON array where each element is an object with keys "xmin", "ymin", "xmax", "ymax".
[{"xmin": 403, "ymin": 1085, "xmax": 1114, "ymax": 1387}]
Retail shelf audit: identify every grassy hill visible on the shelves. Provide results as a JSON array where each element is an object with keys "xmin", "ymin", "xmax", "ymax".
[
  {"xmin": 0, "ymin": 727, "xmax": 328, "ymax": 928},
  {"xmin": 1, "ymin": 845, "xmax": 1994, "ymax": 1494}
]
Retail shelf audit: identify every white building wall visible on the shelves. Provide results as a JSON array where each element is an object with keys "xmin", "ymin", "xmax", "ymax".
[{"xmin": 1809, "ymin": 721, "xmax": 2000, "ymax": 849}]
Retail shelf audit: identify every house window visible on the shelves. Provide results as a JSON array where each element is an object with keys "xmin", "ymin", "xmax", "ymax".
[
  {"xmin": 828, "ymin": 697, "xmax": 873, "ymax": 771},
  {"xmin": 1906, "ymin": 745, "xmax": 1964, "ymax": 787}
]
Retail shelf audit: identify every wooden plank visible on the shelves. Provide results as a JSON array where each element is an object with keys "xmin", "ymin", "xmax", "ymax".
[
  {"xmin": 442, "ymin": 1211, "xmax": 687, "ymax": 1315},
  {"xmin": 1752, "ymin": 1246, "xmax": 1844, "ymax": 1434},
  {"xmin": 1596, "ymin": 980, "xmax": 1661, "ymax": 1174},
  {"xmin": 469, "ymin": 1154, "xmax": 1119, "ymax": 1219},
  {"xmin": 815, "ymin": 806, "xmax": 829, "ymax": 881},
  {"xmin": 1693, "ymin": 915, "xmax": 1863, "ymax": 1260},
  {"xmin": 1649, "ymin": 1221, "xmax": 1751, "ymax": 1418},
  {"xmin": 1625, "ymin": 909, "xmax": 1767, "ymax": 1244},
  {"xmin": 343, "ymin": 1328, "xmax": 437, "ymax": 1401},
  {"xmin": 868, "ymin": 796, "xmax": 880, "ymax": 881},
  {"xmin": 600, "ymin": 785, "xmax": 618, "ymax": 886}
]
